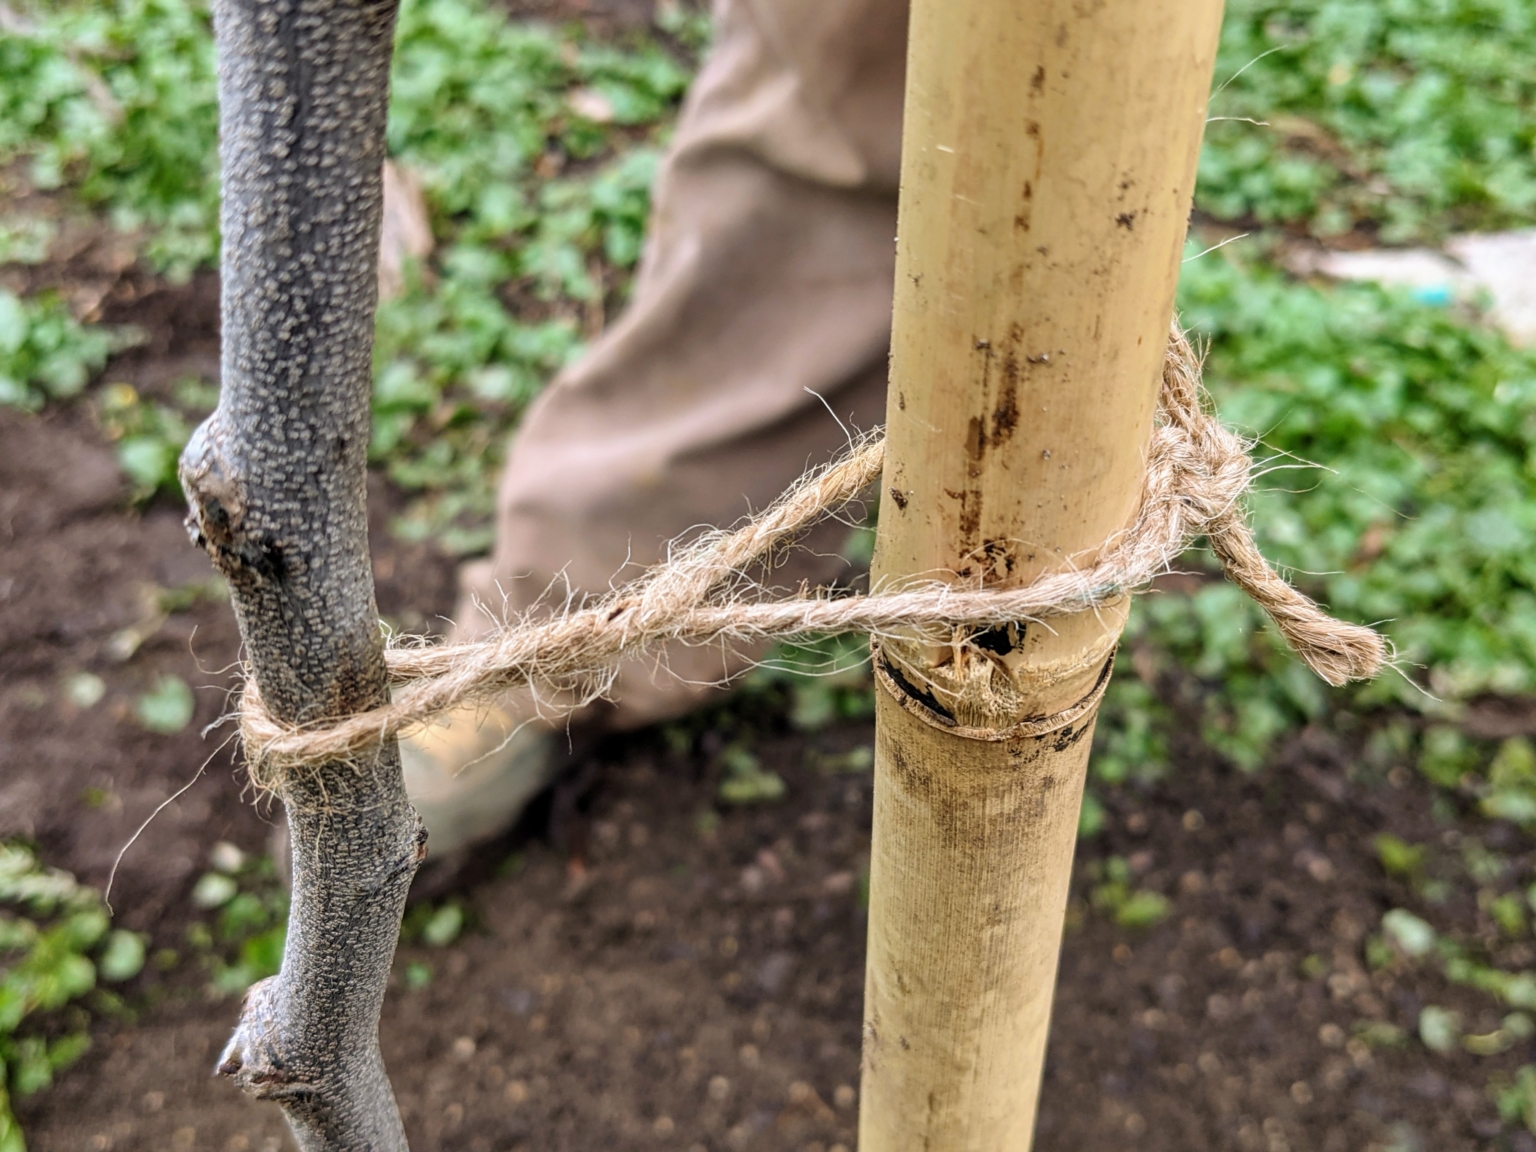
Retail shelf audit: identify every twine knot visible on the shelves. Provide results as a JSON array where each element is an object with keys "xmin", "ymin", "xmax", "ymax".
[{"xmin": 237, "ymin": 325, "xmax": 1387, "ymax": 778}]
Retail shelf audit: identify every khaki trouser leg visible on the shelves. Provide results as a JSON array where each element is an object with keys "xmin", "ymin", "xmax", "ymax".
[{"xmin": 457, "ymin": 0, "xmax": 909, "ymax": 730}]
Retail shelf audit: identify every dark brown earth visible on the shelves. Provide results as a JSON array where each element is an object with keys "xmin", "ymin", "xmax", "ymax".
[{"xmin": 4, "ymin": 271, "xmax": 1535, "ymax": 1152}]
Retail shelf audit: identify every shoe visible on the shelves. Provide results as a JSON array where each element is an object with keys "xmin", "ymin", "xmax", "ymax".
[{"xmin": 400, "ymin": 700, "xmax": 557, "ymax": 858}]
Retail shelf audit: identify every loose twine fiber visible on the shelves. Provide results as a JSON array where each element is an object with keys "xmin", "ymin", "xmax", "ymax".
[{"xmin": 240, "ymin": 326, "xmax": 1388, "ymax": 779}]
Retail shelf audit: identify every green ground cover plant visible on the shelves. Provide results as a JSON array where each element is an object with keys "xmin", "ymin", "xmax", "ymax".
[
  {"xmin": 0, "ymin": 288, "xmax": 125, "ymax": 410},
  {"xmin": 0, "ymin": 0, "xmax": 220, "ymax": 279},
  {"xmin": 1203, "ymin": 0, "xmax": 1536, "ymax": 239},
  {"xmin": 1113, "ymin": 244, "xmax": 1536, "ymax": 774},
  {"xmin": 370, "ymin": 0, "xmax": 690, "ymax": 547},
  {"xmin": 2, "ymin": 0, "xmax": 1531, "ymax": 550},
  {"xmin": 183, "ymin": 846, "xmax": 288, "ymax": 997},
  {"xmin": 0, "ymin": 0, "xmax": 694, "ymax": 544},
  {"xmin": 0, "ymin": 845, "xmax": 144, "ymax": 1152}
]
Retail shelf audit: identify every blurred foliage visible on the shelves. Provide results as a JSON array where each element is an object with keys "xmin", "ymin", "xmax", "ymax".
[
  {"xmin": 747, "ymin": 634, "xmax": 879, "ymax": 733},
  {"xmin": 0, "ymin": 0, "xmax": 219, "ymax": 279},
  {"xmin": 716, "ymin": 743, "xmax": 787, "ymax": 805},
  {"xmin": 1498, "ymin": 1064, "xmax": 1536, "ymax": 1135},
  {"xmin": 0, "ymin": 845, "xmax": 143, "ymax": 1152},
  {"xmin": 373, "ymin": 0, "xmax": 689, "ymax": 547},
  {"xmin": 3, "ymin": 0, "xmax": 1533, "ymax": 565},
  {"xmin": 93, "ymin": 377, "xmax": 217, "ymax": 501},
  {"xmin": 0, "ymin": 0, "xmax": 693, "ymax": 546},
  {"xmin": 1205, "ymin": 0, "xmax": 1536, "ymax": 240},
  {"xmin": 183, "ymin": 850, "xmax": 287, "ymax": 998},
  {"xmin": 1087, "ymin": 244, "xmax": 1536, "ymax": 778},
  {"xmin": 131, "ymin": 673, "xmax": 194, "ymax": 734},
  {"xmin": 1189, "ymin": 250, "xmax": 1536, "ymax": 707},
  {"xmin": 1347, "ymin": 831, "xmax": 1536, "ymax": 1120},
  {"xmin": 1084, "ymin": 856, "xmax": 1171, "ymax": 929},
  {"xmin": 397, "ymin": 899, "xmax": 468, "ymax": 958},
  {"xmin": 0, "ymin": 289, "xmax": 127, "ymax": 411},
  {"xmin": 0, "ymin": 218, "xmax": 57, "ymax": 267},
  {"xmin": 417, "ymin": 903, "xmax": 464, "ymax": 948}
]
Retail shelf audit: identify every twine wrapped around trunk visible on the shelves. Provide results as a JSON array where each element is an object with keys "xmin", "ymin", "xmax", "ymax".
[{"xmin": 237, "ymin": 326, "xmax": 1388, "ymax": 782}]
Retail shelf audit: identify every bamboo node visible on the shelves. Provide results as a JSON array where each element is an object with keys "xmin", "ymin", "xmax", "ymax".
[
  {"xmin": 871, "ymin": 640, "xmax": 1117, "ymax": 742},
  {"xmin": 235, "ymin": 324, "xmax": 1389, "ymax": 780}
]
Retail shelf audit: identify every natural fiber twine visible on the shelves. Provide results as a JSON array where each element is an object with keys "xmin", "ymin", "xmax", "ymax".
[{"xmin": 239, "ymin": 325, "xmax": 1387, "ymax": 781}]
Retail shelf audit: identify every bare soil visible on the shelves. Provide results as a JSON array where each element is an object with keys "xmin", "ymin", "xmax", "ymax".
[{"xmin": 3, "ymin": 271, "xmax": 1533, "ymax": 1152}]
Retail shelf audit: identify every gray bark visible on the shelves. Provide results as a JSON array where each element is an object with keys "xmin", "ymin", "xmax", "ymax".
[{"xmin": 180, "ymin": 2, "xmax": 419, "ymax": 1149}]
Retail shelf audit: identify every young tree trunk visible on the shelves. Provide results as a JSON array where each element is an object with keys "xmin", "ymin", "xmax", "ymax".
[
  {"xmin": 180, "ymin": 2, "xmax": 418, "ymax": 1149},
  {"xmin": 858, "ymin": 1, "xmax": 1225, "ymax": 1148}
]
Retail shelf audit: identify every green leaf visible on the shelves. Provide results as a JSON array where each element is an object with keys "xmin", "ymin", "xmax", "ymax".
[
  {"xmin": 1354, "ymin": 1020, "xmax": 1407, "ymax": 1050},
  {"xmin": 0, "ymin": 1093, "xmax": 26, "ymax": 1152},
  {"xmin": 1077, "ymin": 790, "xmax": 1106, "ymax": 840},
  {"xmin": 1496, "ymin": 1065, "xmax": 1536, "ymax": 1133},
  {"xmin": 239, "ymin": 927, "xmax": 285, "ymax": 981},
  {"xmin": 115, "ymin": 436, "xmax": 179, "ymax": 494},
  {"xmin": 134, "ymin": 675, "xmax": 194, "ymax": 734},
  {"xmin": 189, "ymin": 873, "xmax": 237, "ymax": 910},
  {"xmin": 45, "ymin": 1033, "xmax": 88, "ymax": 1073},
  {"xmin": 717, "ymin": 746, "xmax": 786, "ymax": 806},
  {"xmin": 404, "ymin": 961, "xmax": 434, "ymax": 989},
  {"xmin": 1374, "ymin": 834, "xmax": 1425, "ymax": 879},
  {"xmin": 1419, "ymin": 1004, "xmax": 1462, "ymax": 1054},
  {"xmin": 1383, "ymin": 909, "xmax": 1437, "ymax": 958},
  {"xmin": 1114, "ymin": 890, "xmax": 1171, "ymax": 930},
  {"xmin": 421, "ymin": 903, "xmax": 463, "ymax": 948},
  {"xmin": 0, "ymin": 290, "xmax": 121, "ymax": 410},
  {"xmin": 96, "ymin": 930, "xmax": 144, "ymax": 983},
  {"xmin": 788, "ymin": 682, "xmax": 837, "ymax": 732},
  {"xmin": 9, "ymin": 1038, "xmax": 51, "ymax": 1098}
]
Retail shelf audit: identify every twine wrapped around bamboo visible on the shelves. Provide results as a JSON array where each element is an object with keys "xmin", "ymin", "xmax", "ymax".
[{"xmin": 237, "ymin": 326, "xmax": 1387, "ymax": 782}]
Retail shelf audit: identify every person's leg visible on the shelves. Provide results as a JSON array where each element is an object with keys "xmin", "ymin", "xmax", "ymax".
[
  {"xmin": 409, "ymin": 0, "xmax": 909, "ymax": 851},
  {"xmin": 469, "ymin": 0, "xmax": 909, "ymax": 725}
]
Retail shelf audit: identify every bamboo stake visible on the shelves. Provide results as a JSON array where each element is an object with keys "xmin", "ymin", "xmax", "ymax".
[{"xmin": 859, "ymin": 2, "xmax": 1225, "ymax": 1148}]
